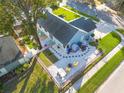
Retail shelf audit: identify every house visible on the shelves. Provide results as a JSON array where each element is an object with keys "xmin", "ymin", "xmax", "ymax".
[
  {"xmin": 0, "ymin": 36, "xmax": 30, "ymax": 77},
  {"xmin": 0, "ymin": 36, "xmax": 23, "ymax": 68},
  {"xmin": 37, "ymin": 12, "xmax": 96, "ymax": 49}
]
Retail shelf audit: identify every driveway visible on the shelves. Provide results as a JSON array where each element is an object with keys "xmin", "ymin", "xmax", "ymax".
[{"xmin": 96, "ymin": 61, "xmax": 124, "ymax": 93}]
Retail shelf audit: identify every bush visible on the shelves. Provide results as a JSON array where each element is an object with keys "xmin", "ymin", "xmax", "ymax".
[
  {"xmin": 23, "ymin": 35, "xmax": 30, "ymax": 44},
  {"xmin": 23, "ymin": 35, "xmax": 29, "ymax": 41},
  {"xmin": 28, "ymin": 42, "xmax": 38, "ymax": 49},
  {"xmin": 50, "ymin": 2, "xmax": 59, "ymax": 10},
  {"xmin": 15, "ymin": 65, "xmax": 23, "ymax": 74},
  {"xmin": 116, "ymin": 28, "xmax": 124, "ymax": 35},
  {"xmin": 98, "ymin": 48, "xmax": 103, "ymax": 53},
  {"xmin": 89, "ymin": 41, "xmax": 97, "ymax": 47},
  {"xmin": 0, "ymin": 82, "xmax": 3, "ymax": 92},
  {"xmin": 23, "ymin": 63, "xmax": 30, "ymax": 71},
  {"xmin": 91, "ymin": 33, "xmax": 95, "ymax": 37},
  {"xmin": 15, "ymin": 63, "xmax": 30, "ymax": 74}
]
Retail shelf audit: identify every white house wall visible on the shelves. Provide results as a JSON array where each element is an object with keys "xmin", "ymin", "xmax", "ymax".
[
  {"xmin": 67, "ymin": 31, "xmax": 86, "ymax": 46},
  {"xmin": 38, "ymin": 26, "xmax": 64, "ymax": 48},
  {"xmin": 52, "ymin": 36, "xmax": 64, "ymax": 48}
]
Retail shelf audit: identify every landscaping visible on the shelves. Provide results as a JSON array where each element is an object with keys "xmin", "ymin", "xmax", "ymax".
[
  {"xmin": 97, "ymin": 31, "xmax": 121, "ymax": 54},
  {"xmin": 84, "ymin": 31, "xmax": 121, "ymax": 73},
  {"xmin": 64, "ymin": 6, "xmax": 100, "ymax": 22},
  {"xmin": 39, "ymin": 49, "xmax": 58, "ymax": 67},
  {"xmin": 53, "ymin": 7, "xmax": 80, "ymax": 21},
  {"xmin": 116, "ymin": 28, "xmax": 124, "ymax": 35},
  {"xmin": 78, "ymin": 47, "xmax": 124, "ymax": 93},
  {"xmin": 63, "ymin": 32, "xmax": 121, "ymax": 92},
  {"xmin": 4, "ymin": 62, "xmax": 58, "ymax": 93},
  {"xmin": 22, "ymin": 35, "xmax": 38, "ymax": 49}
]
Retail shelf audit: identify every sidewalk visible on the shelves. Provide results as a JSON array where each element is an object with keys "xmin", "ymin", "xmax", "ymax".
[
  {"xmin": 96, "ymin": 61, "xmax": 124, "ymax": 93},
  {"xmin": 65, "ymin": 32, "xmax": 124, "ymax": 93}
]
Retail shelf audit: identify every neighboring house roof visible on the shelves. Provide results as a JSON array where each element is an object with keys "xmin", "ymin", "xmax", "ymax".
[
  {"xmin": 0, "ymin": 36, "xmax": 23, "ymax": 68},
  {"xmin": 70, "ymin": 17, "xmax": 96, "ymax": 32},
  {"xmin": 38, "ymin": 12, "xmax": 78, "ymax": 47}
]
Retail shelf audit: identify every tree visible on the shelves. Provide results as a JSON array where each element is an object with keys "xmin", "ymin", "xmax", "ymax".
[
  {"xmin": 0, "ymin": 3, "xmax": 14, "ymax": 35},
  {"xmin": 1, "ymin": 0, "xmax": 61, "ymax": 48}
]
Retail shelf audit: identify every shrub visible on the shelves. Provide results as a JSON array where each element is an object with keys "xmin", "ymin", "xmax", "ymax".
[
  {"xmin": 0, "ymin": 82, "xmax": 3, "ymax": 92},
  {"xmin": 15, "ymin": 66, "xmax": 23, "ymax": 74},
  {"xmin": 98, "ymin": 48, "xmax": 104, "ymax": 53},
  {"xmin": 89, "ymin": 41, "xmax": 97, "ymax": 47},
  {"xmin": 50, "ymin": 2, "xmax": 59, "ymax": 10},
  {"xmin": 91, "ymin": 33, "xmax": 95, "ymax": 37},
  {"xmin": 23, "ymin": 63, "xmax": 30, "ymax": 70}
]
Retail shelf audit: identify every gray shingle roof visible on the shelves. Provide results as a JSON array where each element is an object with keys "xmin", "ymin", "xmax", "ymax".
[
  {"xmin": 0, "ymin": 36, "xmax": 23, "ymax": 68},
  {"xmin": 38, "ymin": 12, "xmax": 78, "ymax": 47},
  {"xmin": 70, "ymin": 17, "xmax": 96, "ymax": 32}
]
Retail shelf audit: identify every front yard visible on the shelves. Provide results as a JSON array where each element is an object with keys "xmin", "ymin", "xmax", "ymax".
[
  {"xmin": 53, "ymin": 7, "xmax": 80, "ymax": 21},
  {"xmin": 84, "ymin": 31, "xmax": 121, "ymax": 73},
  {"xmin": 78, "ymin": 47, "xmax": 124, "ymax": 93},
  {"xmin": 65, "ymin": 32, "xmax": 121, "ymax": 92},
  {"xmin": 39, "ymin": 49, "xmax": 58, "ymax": 67},
  {"xmin": 98, "ymin": 31, "xmax": 121, "ymax": 54},
  {"xmin": 4, "ymin": 62, "xmax": 58, "ymax": 93}
]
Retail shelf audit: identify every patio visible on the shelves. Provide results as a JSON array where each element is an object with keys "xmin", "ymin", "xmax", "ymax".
[{"xmin": 48, "ymin": 45, "xmax": 99, "ymax": 85}]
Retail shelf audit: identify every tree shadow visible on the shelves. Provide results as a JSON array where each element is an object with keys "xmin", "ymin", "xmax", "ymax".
[
  {"xmin": 3, "ymin": 59, "xmax": 36, "ymax": 93},
  {"xmin": 29, "ymin": 74, "xmax": 55, "ymax": 93},
  {"xmin": 19, "ymin": 60, "xmax": 36, "ymax": 93}
]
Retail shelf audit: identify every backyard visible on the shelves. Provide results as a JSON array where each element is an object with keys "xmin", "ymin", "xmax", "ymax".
[
  {"xmin": 38, "ymin": 49, "xmax": 58, "ymax": 67},
  {"xmin": 78, "ymin": 47, "xmax": 124, "ymax": 93},
  {"xmin": 53, "ymin": 7, "xmax": 80, "ymax": 21},
  {"xmin": 3, "ymin": 62, "xmax": 58, "ymax": 93},
  {"xmin": 63, "ymin": 6, "xmax": 100, "ymax": 22}
]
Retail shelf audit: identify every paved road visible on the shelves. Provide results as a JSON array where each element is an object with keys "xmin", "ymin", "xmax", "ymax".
[
  {"xmin": 96, "ymin": 61, "xmax": 124, "ymax": 93},
  {"xmin": 96, "ymin": 4, "xmax": 124, "ymax": 28},
  {"xmin": 67, "ymin": 1, "xmax": 124, "ymax": 28}
]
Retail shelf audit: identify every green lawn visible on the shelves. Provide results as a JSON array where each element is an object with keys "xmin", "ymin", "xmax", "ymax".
[
  {"xmin": 78, "ymin": 47, "xmax": 124, "ymax": 93},
  {"xmin": 39, "ymin": 49, "xmax": 58, "ymax": 67},
  {"xmin": 53, "ymin": 7, "xmax": 80, "ymax": 21},
  {"xmin": 98, "ymin": 32, "xmax": 121, "ymax": 55},
  {"xmin": 4, "ymin": 62, "xmax": 58, "ymax": 93},
  {"xmin": 64, "ymin": 6, "xmax": 100, "ymax": 22}
]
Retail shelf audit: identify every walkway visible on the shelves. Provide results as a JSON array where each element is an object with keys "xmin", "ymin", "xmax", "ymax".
[
  {"xmin": 48, "ymin": 46, "xmax": 98, "ymax": 86},
  {"xmin": 96, "ymin": 61, "xmax": 124, "ymax": 93},
  {"xmin": 65, "ymin": 32, "xmax": 124, "ymax": 93}
]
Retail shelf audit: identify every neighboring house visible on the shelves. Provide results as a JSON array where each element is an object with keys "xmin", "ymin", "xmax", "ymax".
[
  {"xmin": 37, "ymin": 12, "xmax": 96, "ymax": 49},
  {"xmin": 0, "ymin": 36, "xmax": 28, "ymax": 77},
  {"xmin": 0, "ymin": 36, "xmax": 23, "ymax": 68}
]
